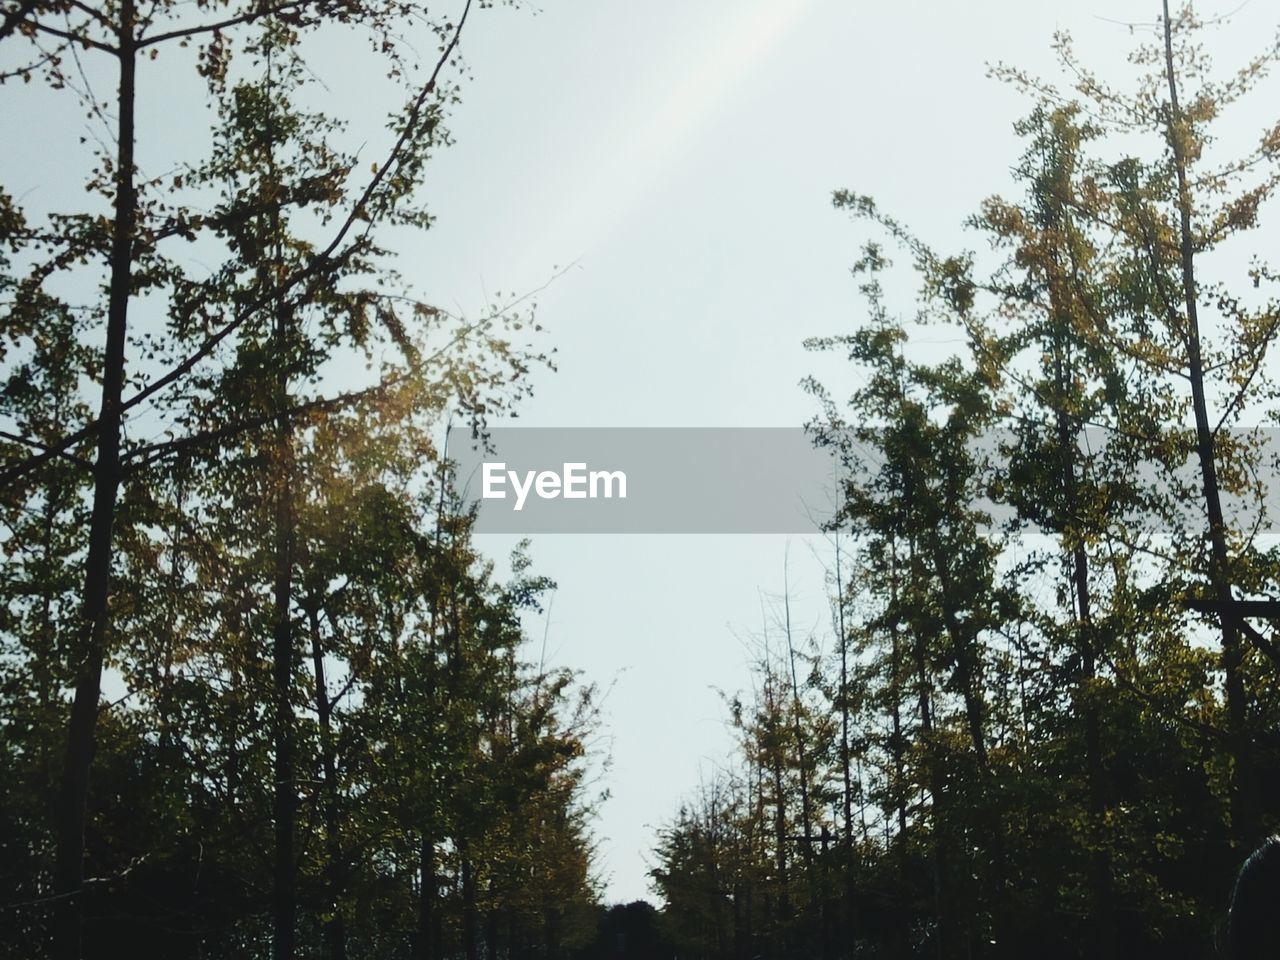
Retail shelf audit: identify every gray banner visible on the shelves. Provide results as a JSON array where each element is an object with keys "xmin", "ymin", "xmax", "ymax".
[{"xmin": 453, "ymin": 428, "xmax": 838, "ymax": 533}]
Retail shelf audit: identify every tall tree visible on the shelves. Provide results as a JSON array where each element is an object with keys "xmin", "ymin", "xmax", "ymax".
[{"xmin": 1, "ymin": 1, "xmax": 567, "ymax": 956}]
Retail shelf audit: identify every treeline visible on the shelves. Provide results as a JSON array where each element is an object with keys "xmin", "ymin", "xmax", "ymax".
[
  {"xmin": 652, "ymin": 7, "xmax": 1280, "ymax": 960},
  {"xmin": 0, "ymin": 1, "xmax": 599, "ymax": 958}
]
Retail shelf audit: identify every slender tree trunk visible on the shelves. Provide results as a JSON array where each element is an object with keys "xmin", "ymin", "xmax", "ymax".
[
  {"xmin": 484, "ymin": 903, "xmax": 498, "ymax": 960},
  {"xmin": 929, "ymin": 549, "xmax": 988, "ymax": 766},
  {"xmin": 888, "ymin": 540, "xmax": 910, "ymax": 842},
  {"xmin": 1160, "ymin": 0, "xmax": 1261, "ymax": 846},
  {"xmin": 461, "ymin": 847, "xmax": 479, "ymax": 960},
  {"xmin": 912, "ymin": 614, "xmax": 949, "ymax": 960},
  {"xmin": 53, "ymin": 5, "xmax": 136, "ymax": 955},
  {"xmin": 751, "ymin": 758, "xmax": 767, "ymax": 953},
  {"xmin": 782, "ymin": 573, "xmax": 822, "ymax": 960},
  {"xmin": 768, "ymin": 684, "xmax": 788, "ymax": 916},
  {"xmin": 741, "ymin": 820, "xmax": 756, "ymax": 960},
  {"xmin": 908, "ymin": 539, "xmax": 954, "ymax": 960},
  {"xmin": 929, "ymin": 538, "xmax": 1016, "ymax": 958},
  {"xmin": 271, "ymin": 286, "xmax": 298, "ymax": 960},
  {"xmin": 708, "ymin": 796, "xmax": 725, "ymax": 960},
  {"xmin": 1050, "ymin": 336, "xmax": 1116, "ymax": 960},
  {"xmin": 733, "ymin": 877, "xmax": 745, "ymax": 960},
  {"xmin": 272, "ymin": 449, "xmax": 296, "ymax": 960},
  {"xmin": 1077, "ymin": 545, "xmax": 1115, "ymax": 959},
  {"xmin": 227, "ymin": 658, "xmax": 243, "ymax": 806},
  {"xmin": 834, "ymin": 537, "xmax": 854, "ymax": 847},
  {"xmin": 416, "ymin": 462, "xmax": 447, "ymax": 960},
  {"xmin": 36, "ymin": 482, "xmax": 61, "ymax": 792},
  {"xmin": 544, "ymin": 904, "xmax": 561, "ymax": 960},
  {"xmin": 834, "ymin": 535, "xmax": 859, "ymax": 952},
  {"xmin": 760, "ymin": 623, "xmax": 789, "ymax": 941},
  {"xmin": 265, "ymin": 48, "xmax": 301, "ymax": 951},
  {"xmin": 155, "ymin": 475, "xmax": 185, "ymax": 768},
  {"xmin": 448, "ymin": 526, "xmax": 479, "ymax": 960},
  {"xmin": 417, "ymin": 835, "xmax": 436, "ymax": 960},
  {"xmin": 308, "ymin": 606, "xmax": 348, "ymax": 960},
  {"xmin": 782, "ymin": 579, "xmax": 815, "ymax": 885},
  {"xmin": 888, "ymin": 625, "xmax": 909, "ymax": 840}
]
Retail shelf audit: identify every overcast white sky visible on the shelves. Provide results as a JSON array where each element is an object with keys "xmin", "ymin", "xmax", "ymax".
[{"xmin": 7, "ymin": 0, "xmax": 1279, "ymax": 907}]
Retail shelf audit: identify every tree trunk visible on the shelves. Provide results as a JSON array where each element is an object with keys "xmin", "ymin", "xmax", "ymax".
[
  {"xmin": 889, "ymin": 619, "xmax": 909, "ymax": 840},
  {"xmin": 1051, "ymin": 333, "xmax": 1116, "ymax": 960},
  {"xmin": 835, "ymin": 535, "xmax": 860, "ymax": 951},
  {"xmin": 271, "ymin": 283, "xmax": 298, "ymax": 960},
  {"xmin": 928, "ymin": 536, "xmax": 1017, "ymax": 958},
  {"xmin": 912, "ymin": 615, "xmax": 950, "ymax": 960},
  {"xmin": 782, "ymin": 580, "xmax": 815, "ymax": 889},
  {"xmin": 461, "ymin": 848, "xmax": 479, "ymax": 960},
  {"xmin": 308, "ymin": 606, "xmax": 347, "ymax": 960},
  {"xmin": 484, "ymin": 904, "xmax": 498, "ymax": 960},
  {"xmin": 1160, "ymin": 0, "xmax": 1261, "ymax": 847},
  {"xmin": 768, "ymin": 685, "xmax": 788, "ymax": 921},
  {"xmin": 417, "ymin": 836, "xmax": 436, "ymax": 960},
  {"xmin": 53, "ymin": 4, "xmax": 136, "ymax": 955},
  {"xmin": 834, "ymin": 537, "xmax": 854, "ymax": 847}
]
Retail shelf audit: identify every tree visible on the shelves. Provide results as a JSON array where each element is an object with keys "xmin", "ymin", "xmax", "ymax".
[
  {"xmin": 987, "ymin": 0, "xmax": 1280, "ymax": 846},
  {"xmin": 654, "ymin": 7, "xmax": 1280, "ymax": 959},
  {"xmin": 1, "ymin": 0, "xmax": 573, "ymax": 956}
]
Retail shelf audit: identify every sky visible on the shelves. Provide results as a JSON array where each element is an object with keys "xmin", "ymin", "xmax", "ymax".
[
  {"xmin": 6, "ymin": 0, "xmax": 1279, "ymax": 908},
  {"xmin": 400, "ymin": 0, "xmax": 1278, "ymax": 904}
]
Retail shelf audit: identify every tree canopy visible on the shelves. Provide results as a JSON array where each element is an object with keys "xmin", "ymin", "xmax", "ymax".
[{"xmin": 653, "ymin": 5, "xmax": 1280, "ymax": 959}]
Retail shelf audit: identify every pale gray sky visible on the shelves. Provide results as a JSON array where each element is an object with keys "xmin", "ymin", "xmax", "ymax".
[
  {"xmin": 7, "ymin": 0, "xmax": 1277, "ymax": 908},
  {"xmin": 412, "ymin": 0, "xmax": 1278, "ymax": 904}
]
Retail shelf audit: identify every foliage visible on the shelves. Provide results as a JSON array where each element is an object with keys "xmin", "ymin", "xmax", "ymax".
[
  {"xmin": 0, "ymin": 1, "xmax": 598, "ymax": 958},
  {"xmin": 654, "ymin": 6, "xmax": 1280, "ymax": 959}
]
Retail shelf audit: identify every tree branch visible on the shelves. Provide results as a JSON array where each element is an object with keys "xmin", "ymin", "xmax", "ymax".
[
  {"xmin": 122, "ymin": 378, "xmax": 402, "ymax": 475},
  {"xmin": 0, "ymin": 429, "xmax": 93, "ymax": 470},
  {"xmin": 20, "ymin": 15, "xmax": 116, "ymax": 53},
  {"xmin": 136, "ymin": 0, "xmax": 314, "ymax": 48}
]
